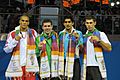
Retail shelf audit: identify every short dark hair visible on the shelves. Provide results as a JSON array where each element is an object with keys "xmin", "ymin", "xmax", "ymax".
[
  {"xmin": 42, "ymin": 19, "xmax": 53, "ymax": 26},
  {"xmin": 63, "ymin": 15, "xmax": 74, "ymax": 22},
  {"xmin": 85, "ymin": 15, "xmax": 96, "ymax": 22},
  {"xmin": 19, "ymin": 14, "xmax": 30, "ymax": 20}
]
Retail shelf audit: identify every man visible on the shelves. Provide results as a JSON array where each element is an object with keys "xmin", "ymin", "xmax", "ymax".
[
  {"xmin": 35, "ymin": 19, "xmax": 59, "ymax": 80},
  {"xmin": 82, "ymin": 15, "xmax": 112, "ymax": 80},
  {"xmin": 4, "ymin": 14, "xmax": 39, "ymax": 80},
  {"xmin": 59, "ymin": 16, "xmax": 83, "ymax": 80}
]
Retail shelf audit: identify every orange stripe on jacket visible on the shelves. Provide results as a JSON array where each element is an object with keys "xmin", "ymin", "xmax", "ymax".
[{"xmin": 94, "ymin": 47, "xmax": 102, "ymax": 52}]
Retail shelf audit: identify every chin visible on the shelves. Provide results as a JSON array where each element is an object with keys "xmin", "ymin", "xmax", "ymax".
[
  {"xmin": 66, "ymin": 28, "xmax": 70, "ymax": 30},
  {"xmin": 45, "ymin": 32, "xmax": 50, "ymax": 34},
  {"xmin": 23, "ymin": 27, "xmax": 27, "ymax": 29},
  {"xmin": 88, "ymin": 29, "xmax": 92, "ymax": 31}
]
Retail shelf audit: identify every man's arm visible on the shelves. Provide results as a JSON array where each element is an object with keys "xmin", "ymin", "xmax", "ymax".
[
  {"xmin": 74, "ymin": 31, "xmax": 84, "ymax": 57},
  {"xmin": 98, "ymin": 40, "xmax": 112, "ymax": 52},
  {"xmin": 35, "ymin": 36, "xmax": 41, "ymax": 57},
  {"xmin": 90, "ymin": 32, "xmax": 112, "ymax": 52},
  {"xmin": 4, "ymin": 32, "xmax": 19, "ymax": 53},
  {"xmin": 77, "ymin": 31, "xmax": 84, "ymax": 52}
]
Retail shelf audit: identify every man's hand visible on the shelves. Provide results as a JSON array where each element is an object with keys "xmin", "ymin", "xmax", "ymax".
[
  {"xmin": 15, "ymin": 33, "xmax": 22, "ymax": 41},
  {"xmin": 89, "ymin": 36, "xmax": 99, "ymax": 43},
  {"xmin": 38, "ymin": 42, "xmax": 44, "ymax": 49},
  {"xmin": 73, "ymin": 32, "xmax": 79, "ymax": 40},
  {"xmin": 15, "ymin": 35, "xmax": 21, "ymax": 41}
]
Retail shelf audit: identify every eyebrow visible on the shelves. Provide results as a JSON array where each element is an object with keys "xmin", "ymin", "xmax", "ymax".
[
  {"xmin": 21, "ymin": 20, "xmax": 29, "ymax": 22},
  {"xmin": 43, "ymin": 25, "xmax": 51, "ymax": 27},
  {"xmin": 64, "ymin": 21, "xmax": 71, "ymax": 23},
  {"xmin": 86, "ymin": 22, "xmax": 93, "ymax": 23}
]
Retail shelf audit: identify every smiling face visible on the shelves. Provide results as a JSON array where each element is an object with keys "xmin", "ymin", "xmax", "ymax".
[
  {"xmin": 85, "ymin": 19, "xmax": 96, "ymax": 32},
  {"xmin": 42, "ymin": 22, "xmax": 53, "ymax": 34},
  {"xmin": 19, "ymin": 15, "xmax": 29, "ymax": 31}
]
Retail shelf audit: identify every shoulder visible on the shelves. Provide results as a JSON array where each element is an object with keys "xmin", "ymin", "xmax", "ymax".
[
  {"xmin": 52, "ymin": 31, "xmax": 58, "ymax": 35},
  {"xmin": 75, "ymin": 30, "xmax": 83, "ymax": 35},
  {"xmin": 38, "ymin": 32, "xmax": 44, "ymax": 39},
  {"xmin": 99, "ymin": 31, "xmax": 107, "ymax": 37},
  {"xmin": 99, "ymin": 31, "xmax": 111, "ymax": 44},
  {"xmin": 9, "ymin": 30, "xmax": 16, "ymax": 38},
  {"xmin": 53, "ymin": 31, "xmax": 58, "ymax": 38},
  {"xmin": 30, "ymin": 28, "xmax": 37, "ymax": 36},
  {"xmin": 59, "ymin": 30, "xmax": 65, "ymax": 35},
  {"xmin": 31, "ymin": 29, "xmax": 37, "ymax": 33},
  {"xmin": 75, "ymin": 30, "xmax": 82, "ymax": 33},
  {"xmin": 35, "ymin": 35, "xmax": 40, "ymax": 41}
]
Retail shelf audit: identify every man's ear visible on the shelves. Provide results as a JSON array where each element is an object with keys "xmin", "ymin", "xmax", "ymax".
[
  {"xmin": 94, "ymin": 21, "xmax": 96, "ymax": 25},
  {"xmin": 72, "ymin": 22, "xmax": 74, "ymax": 25},
  {"xmin": 19, "ymin": 20, "xmax": 20, "ymax": 24},
  {"xmin": 28, "ymin": 21, "xmax": 30, "ymax": 25},
  {"xmin": 51, "ymin": 25, "xmax": 53, "ymax": 28},
  {"xmin": 42, "ymin": 26, "xmax": 43, "ymax": 30}
]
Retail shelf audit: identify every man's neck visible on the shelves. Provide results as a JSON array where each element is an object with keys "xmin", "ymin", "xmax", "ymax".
[
  {"xmin": 89, "ymin": 28, "xmax": 96, "ymax": 33},
  {"xmin": 46, "ymin": 33, "xmax": 50, "ymax": 36},
  {"xmin": 44, "ymin": 32, "xmax": 51, "ymax": 36},
  {"xmin": 66, "ymin": 28, "xmax": 72, "ymax": 33},
  {"xmin": 20, "ymin": 27, "xmax": 28, "ymax": 32}
]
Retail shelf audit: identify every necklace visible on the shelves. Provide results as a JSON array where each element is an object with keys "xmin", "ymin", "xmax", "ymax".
[{"xmin": 20, "ymin": 32, "xmax": 27, "ymax": 39}]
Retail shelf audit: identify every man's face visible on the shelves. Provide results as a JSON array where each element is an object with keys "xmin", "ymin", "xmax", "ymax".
[
  {"xmin": 19, "ymin": 16, "xmax": 29, "ymax": 30},
  {"xmin": 42, "ymin": 22, "xmax": 53, "ymax": 34},
  {"xmin": 85, "ymin": 19, "xmax": 96, "ymax": 32},
  {"xmin": 63, "ymin": 19, "xmax": 74, "ymax": 30}
]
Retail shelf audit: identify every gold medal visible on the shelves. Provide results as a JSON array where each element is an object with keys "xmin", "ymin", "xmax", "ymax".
[{"xmin": 43, "ymin": 40, "xmax": 46, "ymax": 44}]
